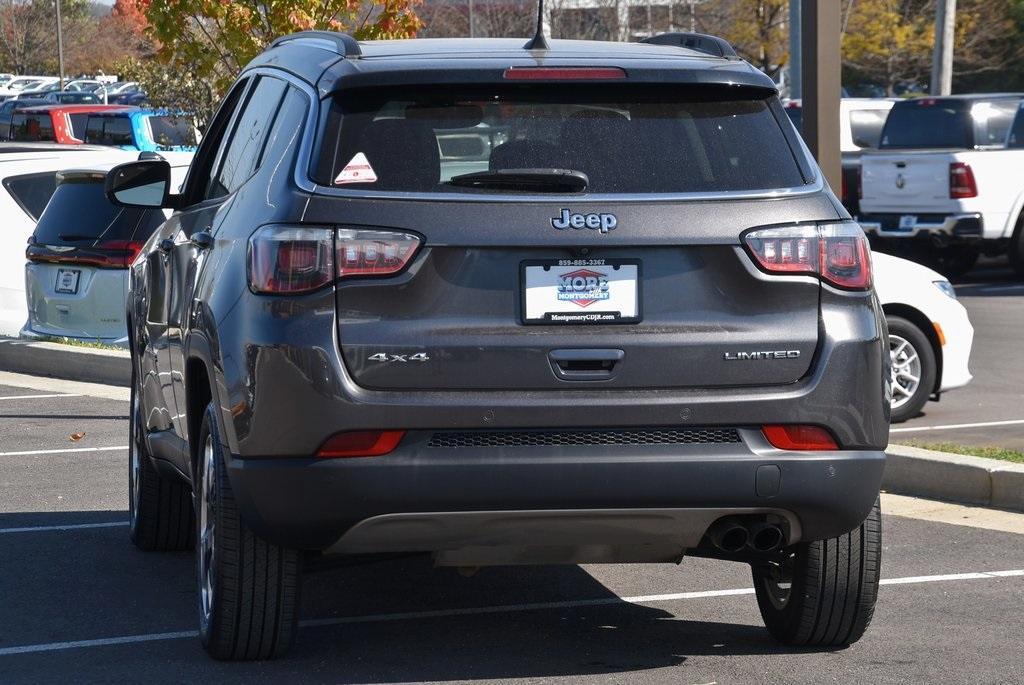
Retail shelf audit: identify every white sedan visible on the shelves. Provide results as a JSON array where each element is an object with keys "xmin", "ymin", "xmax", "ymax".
[{"xmin": 873, "ymin": 251, "xmax": 974, "ymax": 423}]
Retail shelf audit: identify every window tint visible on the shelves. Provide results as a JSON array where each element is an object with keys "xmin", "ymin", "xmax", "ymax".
[
  {"xmin": 148, "ymin": 115, "xmax": 197, "ymax": 148},
  {"xmin": 31, "ymin": 176, "xmax": 162, "ymax": 247},
  {"xmin": 209, "ymin": 76, "xmax": 288, "ymax": 198},
  {"xmin": 973, "ymin": 100, "xmax": 1019, "ymax": 147},
  {"xmin": 315, "ymin": 86, "xmax": 806, "ymax": 194},
  {"xmin": 84, "ymin": 116, "xmax": 135, "ymax": 146},
  {"xmin": 1008, "ymin": 108, "xmax": 1024, "ymax": 148},
  {"xmin": 68, "ymin": 113, "xmax": 89, "ymax": 140},
  {"xmin": 11, "ymin": 112, "xmax": 54, "ymax": 142},
  {"xmin": 848, "ymin": 108, "xmax": 888, "ymax": 148},
  {"xmin": 3, "ymin": 172, "xmax": 58, "ymax": 220},
  {"xmin": 881, "ymin": 99, "xmax": 1020, "ymax": 149}
]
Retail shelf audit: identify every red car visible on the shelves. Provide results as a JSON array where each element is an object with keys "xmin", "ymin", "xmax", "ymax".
[{"xmin": 8, "ymin": 104, "xmax": 136, "ymax": 144}]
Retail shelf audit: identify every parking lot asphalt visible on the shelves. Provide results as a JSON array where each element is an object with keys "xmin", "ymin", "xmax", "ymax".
[
  {"xmin": 892, "ymin": 262, "xmax": 1024, "ymax": 451},
  {"xmin": 2, "ymin": 376, "xmax": 1023, "ymax": 684}
]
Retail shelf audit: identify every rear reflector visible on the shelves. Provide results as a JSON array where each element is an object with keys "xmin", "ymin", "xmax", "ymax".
[
  {"xmin": 743, "ymin": 222, "xmax": 872, "ymax": 290},
  {"xmin": 316, "ymin": 430, "xmax": 406, "ymax": 458},
  {"xmin": 503, "ymin": 67, "xmax": 627, "ymax": 81},
  {"xmin": 762, "ymin": 425, "xmax": 839, "ymax": 451}
]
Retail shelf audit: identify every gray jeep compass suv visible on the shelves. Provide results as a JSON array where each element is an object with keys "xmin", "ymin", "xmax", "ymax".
[{"xmin": 108, "ymin": 30, "xmax": 890, "ymax": 660}]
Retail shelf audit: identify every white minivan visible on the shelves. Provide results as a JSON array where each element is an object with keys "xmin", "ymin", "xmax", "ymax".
[
  {"xmin": 21, "ymin": 157, "xmax": 191, "ymax": 344},
  {"xmin": 0, "ymin": 145, "xmax": 142, "ymax": 336}
]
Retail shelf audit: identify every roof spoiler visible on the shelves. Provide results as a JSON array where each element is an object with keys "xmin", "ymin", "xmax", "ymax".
[
  {"xmin": 269, "ymin": 31, "xmax": 361, "ymax": 58},
  {"xmin": 640, "ymin": 32, "xmax": 739, "ymax": 60}
]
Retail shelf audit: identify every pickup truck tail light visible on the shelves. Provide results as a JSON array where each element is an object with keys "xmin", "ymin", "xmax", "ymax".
[
  {"xmin": 949, "ymin": 162, "xmax": 977, "ymax": 199},
  {"xmin": 743, "ymin": 222, "xmax": 872, "ymax": 290},
  {"xmin": 249, "ymin": 226, "xmax": 420, "ymax": 294}
]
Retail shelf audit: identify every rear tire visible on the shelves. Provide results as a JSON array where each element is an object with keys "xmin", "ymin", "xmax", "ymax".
[
  {"xmin": 196, "ymin": 403, "xmax": 300, "ymax": 661},
  {"xmin": 129, "ymin": 372, "xmax": 194, "ymax": 551},
  {"xmin": 886, "ymin": 316, "xmax": 936, "ymax": 423},
  {"xmin": 752, "ymin": 498, "xmax": 881, "ymax": 648},
  {"xmin": 1010, "ymin": 223, "xmax": 1024, "ymax": 279}
]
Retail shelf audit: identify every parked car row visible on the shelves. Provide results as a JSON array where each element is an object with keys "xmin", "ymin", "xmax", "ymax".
[
  {"xmin": 0, "ymin": 74, "xmax": 146, "ymax": 105},
  {"xmin": 0, "ymin": 102, "xmax": 199, "ymax": 152},
  {"xmin": 785, "ymin": 93, "xmax": 1024, "ymax": 278}
]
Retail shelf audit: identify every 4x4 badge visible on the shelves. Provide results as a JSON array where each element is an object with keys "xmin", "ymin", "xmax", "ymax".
[{"xmin": 551, "ymin": 209, "xmax": 617, "ymax": 234}]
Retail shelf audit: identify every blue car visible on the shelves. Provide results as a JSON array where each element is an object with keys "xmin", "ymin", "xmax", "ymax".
[{"xmin": 83, "ymin": 108, "xmax": 198, "ymax": 152}]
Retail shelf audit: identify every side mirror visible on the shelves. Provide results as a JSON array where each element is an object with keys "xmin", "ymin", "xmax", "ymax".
[{"xmin": 105, "ymin": 160, "xmax": 172, "ymax": 208}]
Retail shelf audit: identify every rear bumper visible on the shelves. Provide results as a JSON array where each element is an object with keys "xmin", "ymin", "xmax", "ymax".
[
  {"xmin": 859, "ymin": 213, "xmax": 983, "ymax": 241},
  {"xmin": 225, "ymin": 429, "xmax": 885, "ymax": 560}
]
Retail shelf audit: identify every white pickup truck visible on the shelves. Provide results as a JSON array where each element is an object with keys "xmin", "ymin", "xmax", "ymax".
[{"xmin": 858, "ymin": 94, "xmax": 1024, "ymax": 277}]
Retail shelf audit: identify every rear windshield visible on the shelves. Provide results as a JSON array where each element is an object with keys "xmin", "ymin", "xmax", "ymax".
[
  {"xmin": 148, "ymin": 115, "xmax": 197, "ymax": 148},
  {"xmin": 10, "ymin": 112, "xmax": 54, "ymax": 142},
  {"xmin": 314, "ymin": 86, "xmax": 807, "ymax": 194},
  {"xmin": 881, "ymin": 98, "xmax": 1020, "ymax": 149},
  {"xmin": 32, "ymin": 177, "xmax": 163, "ymax": 247}
]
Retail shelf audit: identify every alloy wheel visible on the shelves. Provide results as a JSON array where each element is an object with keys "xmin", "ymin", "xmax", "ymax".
[
  {"xmin": 198, "ymin": 435, "xmax": 217, "ymax": 627},
  {"xmin": 129, "ymin": 391, "xmax": 142, "ymax": 531},
  {"xmin": 889, "ymin": 334, "xmax": 922, "ymax": 410}
]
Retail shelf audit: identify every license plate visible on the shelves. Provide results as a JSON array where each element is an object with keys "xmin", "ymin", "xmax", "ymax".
[
  {"xmin": 521, "ymin": 259, "xmax": 641, "ymax": 325},
  {"xmin": 898, "ymin": 215, "xmax": 918, "ymax": 231},
  {"xmin": 55, "ymin": 269, "xmax": 81, "ymax": 295}
]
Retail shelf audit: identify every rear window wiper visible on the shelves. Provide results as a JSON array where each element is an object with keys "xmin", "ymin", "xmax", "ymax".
[
  {"xmin": 447, "ymin": 168, "xmax": 589, "ymax": 193},
  {"xmin": 57, "ymin": 234, "xmax": 100, "ymax": 241}
]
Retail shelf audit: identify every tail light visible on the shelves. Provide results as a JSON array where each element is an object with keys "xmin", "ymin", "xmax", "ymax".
[
  {"xmin": 317, "ymin": 430, "xmax": 405, "ymax": 458},
  {"xmin": 25, "ymin": 239, "xmax": 144, "ymax": 268},
  {"xmin": 762, "ymin": 425, "xmax": 838, "ymax": 451},
  {"xmin": 949, "ymin": 162, "xmax": 977, "ymax": 199},
  {"xmin": 743, "ymin": 223, "xmax": 872, "ymax": 290},
  {"xmin": 248, "ymin": 226, "xmax": 420, "ymax": 294}
]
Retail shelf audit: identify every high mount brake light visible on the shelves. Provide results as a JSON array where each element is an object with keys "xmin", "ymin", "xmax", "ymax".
[
  {"xmin": 503, "ymin": 67, "xmax": 627, "ymax": 81},
  {"xmin": 762, "ymin": 425, "xmax": 839, "ymax": 451},
  {"xmin": 949, "ymin": 162, "xmax": 978, "ymax": 199},
  {"xmin": 248, "ymin": 226, "xmax": 420, "ymax": 294},
  {"xmin": 743, "ymin": 223, "xmax": 872, "ymax": 290},
  {"xmin": 317, "ymin": 430, "xmax": 406, "ymax": 458}
]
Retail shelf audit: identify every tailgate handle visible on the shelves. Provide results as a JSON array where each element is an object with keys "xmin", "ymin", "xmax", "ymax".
[{"xmin": 549, "ymin": 349, "xmax": 624, "ymax": 381}]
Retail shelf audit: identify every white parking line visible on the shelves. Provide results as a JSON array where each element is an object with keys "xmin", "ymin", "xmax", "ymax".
[
  {"xmin": 0, "ymin": 394, "xmax": 81, "ymax": 401},
  {"xmin": 0, "ymin": 521, "xmax": 128, "ymax": 535},
  {"xmin": 0, "ymin": 446, "xmax": 128, "ymax": 457},
  {"xmin": 0, "ymin": 568, "xmax": 1020, "ymax": 657},
  {"xmin": 890, "ymin": 418, "xmax": 1024, "ymax": 433}
]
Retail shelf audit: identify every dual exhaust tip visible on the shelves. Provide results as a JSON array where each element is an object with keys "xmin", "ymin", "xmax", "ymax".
[{"xmin": 707, "ymin": 518, "xmax": 785, "ymax": 554}]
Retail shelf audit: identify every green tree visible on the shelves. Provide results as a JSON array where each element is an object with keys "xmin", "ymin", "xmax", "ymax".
[{"xmin": 841, "ymin": 0, "xmax": 934, "ymax": 95}]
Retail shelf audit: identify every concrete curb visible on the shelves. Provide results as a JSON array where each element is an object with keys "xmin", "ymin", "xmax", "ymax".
[
  {"xmin": 885, "ymin": 444, "xmax": 1024, "ymax": 513},
  {"xmin": 0, "ymin": 338, "xmax": 130, "ymax": 387}
]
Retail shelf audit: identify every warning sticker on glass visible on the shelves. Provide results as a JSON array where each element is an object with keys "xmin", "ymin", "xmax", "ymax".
[{"xmin": 334, "ymin": 153, "xmax": 378, "ymax": 185}]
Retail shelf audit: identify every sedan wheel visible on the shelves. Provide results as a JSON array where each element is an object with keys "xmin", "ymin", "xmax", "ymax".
[
  {"xmin": 889, "ymin": 334, "xmax": 922, "ymax": 411},
  {"xmin": 886, "ymin": 316, "xmax": 937, "ymax": 423}
]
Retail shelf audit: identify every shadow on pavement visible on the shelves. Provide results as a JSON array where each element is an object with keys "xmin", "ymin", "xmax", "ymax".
[{"xmin": 0, "ymin": 509, "xmax": 807, "ymax": 684}]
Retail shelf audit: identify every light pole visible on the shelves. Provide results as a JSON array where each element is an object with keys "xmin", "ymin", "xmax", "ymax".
[{"xmin": 55, "ymin": 0, "xmax": 65, "ymax": 89}]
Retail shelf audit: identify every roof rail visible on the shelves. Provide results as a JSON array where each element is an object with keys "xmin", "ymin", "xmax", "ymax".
[
  {"xmin": 268, "ymin": 31, "xmax": 361, "ymax": 57},
  {"xmin": 640, "ymin": 32, "xmax": 739, "ymax": 59}
]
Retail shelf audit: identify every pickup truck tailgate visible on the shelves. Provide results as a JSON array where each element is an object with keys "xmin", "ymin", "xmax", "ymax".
[{"xmin": 861, "ymin": 151, "xmax": 953, "ymax": 213}]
